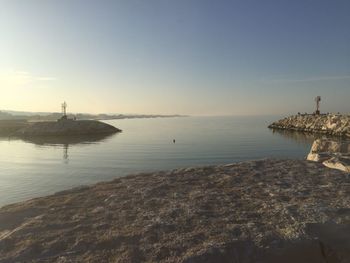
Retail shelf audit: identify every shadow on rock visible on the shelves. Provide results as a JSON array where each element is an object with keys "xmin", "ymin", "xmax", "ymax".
[{"xmin": 185, "ymin": 224, "xmax": 349, "ymax": 263}]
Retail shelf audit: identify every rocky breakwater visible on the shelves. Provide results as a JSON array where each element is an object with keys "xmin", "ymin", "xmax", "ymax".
[
  {"xmin": 0, "ymin": 159, "xmax": 349, "ymax": 262},
  {"xmin": 0, "ymin": 120, "xmax": 28, "ymax": 136},
  {"xmin": 307, "ymin": 139, "xmax": 350, "ymax": 173},
  {"xmin": 269, "ymin": 114, "xmax": 350, "ymax": 137},
  {"xmin": 13, "ymin": 119, "xmax": 121, "ymax": 137}
]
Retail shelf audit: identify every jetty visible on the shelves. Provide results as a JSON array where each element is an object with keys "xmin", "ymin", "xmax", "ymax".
[
  {"xmin": 269, "ymin": 97, "xmax": 350, "ymax": 137},
  {"xmin": 0, "ymin": 119, "xmax": 28, "ymax": 135},
  {"xmin": 0, "ymin": 102, "xmax": 121, "ymax": 137},
  {"xmin": 14, "ymin": 119, "xmax": 120, "ymax": 137},
  {"xmin": 269, "ymin": 114, "xmax": 350, "ymax": 137}
]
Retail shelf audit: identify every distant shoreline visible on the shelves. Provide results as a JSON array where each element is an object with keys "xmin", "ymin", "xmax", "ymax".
[
  {"xmin": 0, "ymin": 113, "xmax": 187, "ymax": 136},
  {"xmin": 0, "ymin": 110, "xmax": 188, "ymax": 122}
]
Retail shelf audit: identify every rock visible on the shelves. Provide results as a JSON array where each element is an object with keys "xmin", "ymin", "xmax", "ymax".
[
  {"xmin": 14, "ymin": 119, "xmax": 121, "ymax": 137},
  {"xmin": 307, "ymin": 139, "xmax": 350, "ymax": 172},
  {"xmin": 310, "ymin": 139, "xmax": 350, "ymax": 153},
  {"xmin": 269, "ymin": 114, "xmax": 350, "ymax": 137},
  {"xmin": 306, "ymin": 152, "xmax": 331, "ymax": 162},
  {"xmin": 323, "ymin": 157, "xmax": 350, "ymax": 173},
  {"xmin": 0, "ymin": 159, "xmax": 349, "ymax": 262}
]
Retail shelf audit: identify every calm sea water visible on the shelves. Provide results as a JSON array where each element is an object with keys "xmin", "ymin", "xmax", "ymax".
[{"xmin": 0, "ymin": 116, "xmax": 316, "ymax": 207}]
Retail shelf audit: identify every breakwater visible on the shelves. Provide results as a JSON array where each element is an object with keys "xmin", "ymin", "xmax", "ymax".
[
  {"xmin": 269, "ymin": 114, "xmax": 350, "ymax": 137},
  {"xmin": 13, "ymin": 119, "xmax": 121, "ymax": 137}
]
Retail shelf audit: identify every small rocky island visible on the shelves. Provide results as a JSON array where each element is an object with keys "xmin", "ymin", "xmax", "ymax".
[
  {"xmin": 0, "ymin": 159, "xmax": 349, "ymax": 262},
  {"xmin": 14, "ymin": 119, "xmax": 121, "ymax": 137},
  {"xmin": 0, "ymin": 103, "xmax": 121, "ymax": 137}
]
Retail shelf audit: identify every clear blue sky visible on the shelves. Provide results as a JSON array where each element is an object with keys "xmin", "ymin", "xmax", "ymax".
[{"xmin": 1, "ymin": 0, "xmax": 349, "ymax": 115}]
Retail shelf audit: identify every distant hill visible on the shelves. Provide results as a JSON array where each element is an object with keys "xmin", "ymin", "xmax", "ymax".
[
  {"xmin": 0, "ymin": 110, "xmax": 186, "ymax": 121},
  {"xmin": 2, "ymin": 110, "xmax": 52, "ymax": 116}
]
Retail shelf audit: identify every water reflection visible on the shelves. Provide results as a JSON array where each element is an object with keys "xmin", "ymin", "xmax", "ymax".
[
  {"xmin": 63, "ymin": 144, "xmax": 69, "ymax": 163},
  {"xmin": 31, "ymin": 134, "xmax": 117, "ymax": 162},
  {"xmin": 0, "ymin": 133, "xmax": 117, "ymax": 162},
  {"xmin": 270, "ymin": 129, "xmax": 323, "ymax": 144},
  {"xmin": 20, "ymin": 133, "xmax": 116, "ymax": 146}
]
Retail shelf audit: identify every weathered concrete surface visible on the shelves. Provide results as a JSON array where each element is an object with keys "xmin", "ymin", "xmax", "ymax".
[
  {"xmin": 269, "ymin": 114, "xmax": 350, "ymax": 137},
  {"xmin": 0, "ymin": 159, "xmax": 349, "ymax": 263},
  {"xmin": 14, "ymin": 119, "xmax": 121, "ymax": 137},
  {"xmin": 307, "ymin": 139, "xmax": 350, "ymax": 172}
]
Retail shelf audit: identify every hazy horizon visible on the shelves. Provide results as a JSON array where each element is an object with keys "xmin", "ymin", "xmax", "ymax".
[
  {"xmin": 0, "ymin": 108, "xmax": 295, "ymax": 117},
  {"xmin": 1, "ymin": 0, "xmax": 350, "ymax": 115}
]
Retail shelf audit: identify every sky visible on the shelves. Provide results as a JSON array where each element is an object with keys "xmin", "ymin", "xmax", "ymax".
[{"xmin": 1, "ymin": 0, "xmax": 350, "ymax": 116}]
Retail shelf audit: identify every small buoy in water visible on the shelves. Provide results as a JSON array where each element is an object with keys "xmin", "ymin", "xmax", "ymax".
[{"xmin": 173, "ymin": 139, "xmax": 176, "ymax": 143}]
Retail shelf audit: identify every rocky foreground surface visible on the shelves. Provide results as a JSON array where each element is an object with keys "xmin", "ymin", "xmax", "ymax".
[
  {"xmin": 0, "ymin": 159, "xmax": 349, "ymax": 263},
  {"xmin": 14, "ymin": 119, "xmax": 121, "ymax": 137},
  {"xmin": 269, "ymin": 114, "xmax": 350, "ymax": 137},
  {"xmin": 307, "ymin": 139, "xmax": 350, "ymax": 172}
]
